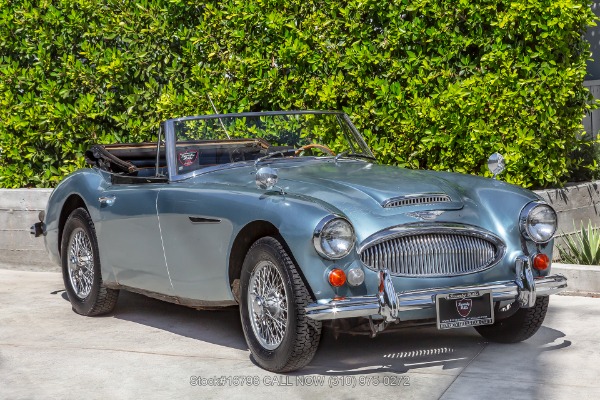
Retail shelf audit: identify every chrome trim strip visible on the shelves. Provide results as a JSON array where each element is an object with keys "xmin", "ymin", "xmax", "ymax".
[
  {"xmin": 169, "ymin": 110, "xmax": 345, "ymax": 123},
  {"xmin": 357, "ymin": 223, "xmax": 506, "ymax": 277},
  {"xmin": 358, "ymin": 223, "xmax": 504, "ymax": 254},
  {"xmin": 313, "ymin": 215, "xmax": 355, "ymax": 260},
  {"xmin": 165, "ymin": 119, "xmax": 177, "ymax": 182},
  {"xmin": 305, "ymin": 274, "xmax": 567, "ymax": 321},
  {"xmin": 189, "ymin": 216, "xmax": 222, "ymax": 224},
  {"xmin": 340, "ymin": 114, "xmax": 376, "ymax": 159},
  {"xmin": 518, "ymin": 201, "xmax": 557, "ymax": 244},
  {"xmin": 156, "ymin": 189, "xmax": 174, "ymax": 290}
]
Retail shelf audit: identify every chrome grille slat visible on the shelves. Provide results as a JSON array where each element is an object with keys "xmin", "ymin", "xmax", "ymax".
[
  {"xmin": 360, "ymin": 232, "xmax": 499, "ymax": 277},
  {"xmin": 382, "ymin": 194, "xmax": 452, "ymax": 208}
]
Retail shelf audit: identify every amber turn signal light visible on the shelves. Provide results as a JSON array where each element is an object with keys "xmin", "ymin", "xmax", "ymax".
[
  {"xmin": 533, "ymin": 253, "xmax": 550, "ymax": 271},
  {"xmin": 328, "ymin": 269, "xmax": 346, "ymax": 287}
]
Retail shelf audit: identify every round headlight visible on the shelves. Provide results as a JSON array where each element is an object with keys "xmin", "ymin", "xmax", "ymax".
[
  {"xmin": 313, "ymin": 216, "xmax": 355, "ymax": 260},
  {"xmin": 519, "ymin": 202, "xmax": 557, "ymax": 243}
]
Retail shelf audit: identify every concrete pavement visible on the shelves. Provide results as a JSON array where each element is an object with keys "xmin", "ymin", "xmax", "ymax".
[{"xmin": 1, "ymin": 268, "xmax": 599, "ymax": 400}]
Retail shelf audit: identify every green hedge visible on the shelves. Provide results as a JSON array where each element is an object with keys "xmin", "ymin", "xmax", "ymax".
[{"xmin": 0, "ymin": 0, "xmax": 596, "ymax": 188}]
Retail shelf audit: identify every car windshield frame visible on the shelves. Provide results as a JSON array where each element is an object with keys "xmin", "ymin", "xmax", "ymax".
[{"xmin": 163, "ymin": 110, "xmax": 375, "ymax": 182}]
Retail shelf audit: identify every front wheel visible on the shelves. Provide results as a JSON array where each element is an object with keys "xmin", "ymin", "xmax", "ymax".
[
  {"xmin": 61, "ymin": 208, "xmax": 119, "ymax": 316},
  {"xmin": 239, "ymin": 237, "xmax": 322, "ymax": 372},
  {"xmin": 475, "ymin": 296, "xmax": 549, "ymax": 343}
]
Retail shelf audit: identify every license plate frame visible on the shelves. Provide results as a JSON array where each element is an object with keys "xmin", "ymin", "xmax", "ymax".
[{"xmin": 436, "ymin": 290, "xmax": 494, "ymax": 330}]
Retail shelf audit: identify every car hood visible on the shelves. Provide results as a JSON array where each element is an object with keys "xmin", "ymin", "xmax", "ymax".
[
  {"xmin": 275, "ymin": 161, "xmax": 466, "ymax": 210},
  {"xmin": 195, "ymin": 159, "xmax": 538, "ymax": 241}
]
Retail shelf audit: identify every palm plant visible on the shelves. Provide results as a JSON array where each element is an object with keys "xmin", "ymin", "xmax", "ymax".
[{"xmin": 557, "ymin": 221, "xmax": 600, "ymax": 265}]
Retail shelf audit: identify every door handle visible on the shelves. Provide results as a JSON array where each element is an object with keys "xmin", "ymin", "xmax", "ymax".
[{"xmin": 98, "ymin": 196, "xmax": 116, "ymax": 206}]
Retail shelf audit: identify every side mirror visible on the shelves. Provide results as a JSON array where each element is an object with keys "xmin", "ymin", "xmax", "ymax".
[
  {"xmin": 487, "ymin": 152, "xmax": 505, "ymax": 179},
  {"xmin": 255, "ymin": 167, "xmax": 278, "ymax": 190}
]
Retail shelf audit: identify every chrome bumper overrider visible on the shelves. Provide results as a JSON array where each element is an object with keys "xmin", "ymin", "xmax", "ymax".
[{"xmin": 306, "ymin": 258, "xmax": 567, "ymax": 322}]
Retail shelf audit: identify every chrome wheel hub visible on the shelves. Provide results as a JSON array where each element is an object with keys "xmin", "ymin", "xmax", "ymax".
[
  {"xmin": 248, "ymin": 261, "xmax": 288, "ymax": 350},
  {"xmin": 67, "ymin": 228, "xmax": 94, "ymax": 299}
]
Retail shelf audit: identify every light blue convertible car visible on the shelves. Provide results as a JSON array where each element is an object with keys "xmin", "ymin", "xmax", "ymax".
[{"xmin": 32, "ymin": 111, "xmax": 567, "ymax": 372}]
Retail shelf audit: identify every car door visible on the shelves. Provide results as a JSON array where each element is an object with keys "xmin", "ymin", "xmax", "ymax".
[
  {"xmin": 156, "ymin": 184, "xmax": 235, "ymax": 301},
  {"xmin": 96, "ymin": 181, "xmax": 173, "ymax": 295}
]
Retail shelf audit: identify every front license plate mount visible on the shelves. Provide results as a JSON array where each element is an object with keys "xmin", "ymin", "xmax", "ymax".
[{"xmin": 436, "ymin": 290, "xmax": 494, "ymax": 330}]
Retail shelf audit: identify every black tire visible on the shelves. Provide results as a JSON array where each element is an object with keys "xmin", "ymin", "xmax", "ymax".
[
  {"xmin": 475, "ymin": 296, "xmax": 549, "ymax": 343},
  {"xmin": 239, "ymin": 237, "xmax": 322, "ymax": 372},
  {"xmin": 61, "ymin": 208, "xmax": 119, "ymax": 316}
]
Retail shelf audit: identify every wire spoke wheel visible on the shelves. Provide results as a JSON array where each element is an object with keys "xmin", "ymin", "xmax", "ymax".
[
  {"xmin": 67, "ymin": 227, "xmax": 95, "ymax": 299},
  {"xmin": 61, "ymin": 207, "xmax": 119, "ymax": 316},
  {"xmin": 240, "ymin": 237, "xmax": 321, "ymax": 372},
  {"xmin": 248, "ymin": 260, "xmax": 288, "ymax": 350}
]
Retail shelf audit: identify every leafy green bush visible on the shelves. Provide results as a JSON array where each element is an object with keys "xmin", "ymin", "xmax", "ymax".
[
  {"xmin": 0, "ymin": 0, "xmax": 596, "ymax": 187},
  {"xmin": 565, "ymin": 136, "xmax": 600, "ymax": 182},
  {"xmin": 557, "ymin": 221, "xmax": 600, "ymax": 265}
]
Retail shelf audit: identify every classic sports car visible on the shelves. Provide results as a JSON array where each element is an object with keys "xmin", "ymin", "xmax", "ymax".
[{"xmin": 32, "ymin": 111, "xmax": 567, "ymax": 372}]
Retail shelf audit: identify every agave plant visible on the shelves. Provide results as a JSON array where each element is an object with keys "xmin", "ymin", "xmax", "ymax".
[{"xmin": 557, "ymin": 221, "xmax": 600, "ymax": 265}]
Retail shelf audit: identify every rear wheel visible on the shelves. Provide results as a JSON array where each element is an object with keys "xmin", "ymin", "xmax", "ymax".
[
  {"xmin": 475, "ymin": 296, "xmax": 549, "ymax": 343},
  {"xmin": 61, "ymin": 208, "xmax": 119, "ymax": 316},
  {"xmin": 239, "ymin": 237, "xmax": 322, "ymax": 372}
]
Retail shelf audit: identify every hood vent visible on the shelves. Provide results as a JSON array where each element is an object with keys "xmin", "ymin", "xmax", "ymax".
[{"xmin": 382, "ymin": 193, "xmax": 451, "ymax": 208}]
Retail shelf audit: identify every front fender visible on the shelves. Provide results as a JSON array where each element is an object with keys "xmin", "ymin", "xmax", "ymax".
[
  {"xmin": 246, "ymin": 192, "xmax": 388, "ymax": 302},
  {"xmin": 43, "ymin": 169, "xmax": 107, "ymax": 265}
]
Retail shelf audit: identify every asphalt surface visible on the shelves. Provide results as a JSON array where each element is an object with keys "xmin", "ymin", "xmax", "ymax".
[{"xmin": 1, "ymin": 268, "xmax": 599, "ymax": 400}]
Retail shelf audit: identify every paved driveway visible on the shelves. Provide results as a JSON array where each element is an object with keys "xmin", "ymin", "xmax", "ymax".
[{"xmin": 1, "ymin": 269, "xmax": 598, "ymax": 399}]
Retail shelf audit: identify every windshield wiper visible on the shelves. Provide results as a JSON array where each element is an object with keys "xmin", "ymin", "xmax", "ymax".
[
  {"xmin": 334, "ymin": 151, "xmax": 376, "ymax": 162},
  {"xmin": 255, "ymin": 149, "xmax": 375, "ymax": 167},
  {"xmin": 254, "ymin": 149, "xmax": 297, "ymax": 167}
]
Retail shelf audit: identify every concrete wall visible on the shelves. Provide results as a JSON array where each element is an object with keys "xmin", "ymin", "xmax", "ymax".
[
  {"xmin": 1, "ymin": 182, "xmax": 599, "ymax": 269},
  {"xmin": 553, "ymin": 263, "xmax": 600, "ymax": 293},
  {"xmin": 535, "ymin": 180, "xmax": 600, "ymax": 257},
  {"xmin": 0, "ymin": 188, "xmax": 54, "ymax": 269}
]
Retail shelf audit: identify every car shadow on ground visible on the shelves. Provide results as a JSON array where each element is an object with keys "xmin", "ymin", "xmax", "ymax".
[
  {"xmin": 297, "ymin": 324, "xmax": 570, "ymax": 376},
  {"xmin": 59, "ymin": 290, "xmax": 571, "ymax": 376},
  {"xmin": 59, "ymin": 289, "xmax": 245, "ymax": 349}
]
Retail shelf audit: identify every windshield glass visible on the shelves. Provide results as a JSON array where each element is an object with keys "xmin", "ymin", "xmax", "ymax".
[{"xmin": 170, "ymin": 111, "xmax": 373, "ymax": 176}]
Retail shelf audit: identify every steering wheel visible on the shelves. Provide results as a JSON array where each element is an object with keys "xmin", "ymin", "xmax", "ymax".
[{"xmin": 294, "ymin": 144, "xmax": 336, "ymax": 157}]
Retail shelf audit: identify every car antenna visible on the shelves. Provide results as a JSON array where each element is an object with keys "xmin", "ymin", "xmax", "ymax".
[{"xmin": 207, "ymin": 94, "xmax": 231, "ymax": 139}]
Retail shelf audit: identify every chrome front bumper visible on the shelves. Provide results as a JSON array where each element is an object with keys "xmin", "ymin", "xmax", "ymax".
[{"xmin": 305, "ymin": 257, "xmax": 567, "ymax": 321}]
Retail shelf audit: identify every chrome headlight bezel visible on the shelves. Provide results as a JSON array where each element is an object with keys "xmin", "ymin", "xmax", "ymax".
[
  {"xmin": 313, "ymin": 215, "xmax": 356, "ymax": 260},
  {"xmin": 519, "ymin": 201, "xmax": 557, "ymax": 244}
]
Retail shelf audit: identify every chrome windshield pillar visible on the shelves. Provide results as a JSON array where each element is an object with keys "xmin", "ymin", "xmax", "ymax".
[{"xmin": 516, "ymin": 255, "xmax": 536, "ymax": 308}]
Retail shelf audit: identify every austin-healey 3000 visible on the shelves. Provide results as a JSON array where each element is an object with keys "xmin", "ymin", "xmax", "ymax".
[{"xmin": 32, "ymin": 111, "xmax": 567, "ymax": 372}]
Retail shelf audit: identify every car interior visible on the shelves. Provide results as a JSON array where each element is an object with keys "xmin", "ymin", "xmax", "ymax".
[{"xmin": 85, "ymin": 139, "xmax": 272, "ymax": 183}]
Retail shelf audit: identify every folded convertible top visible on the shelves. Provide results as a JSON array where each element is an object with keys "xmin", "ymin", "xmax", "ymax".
[{"xmin": 85, "ymin": 144, "xmax": 139, "ymax": 174}]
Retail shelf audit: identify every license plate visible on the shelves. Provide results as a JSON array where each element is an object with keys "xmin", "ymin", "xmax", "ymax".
[{"xmin": 436, "ymin": 290, "xmax": 494, "ymax": 330}]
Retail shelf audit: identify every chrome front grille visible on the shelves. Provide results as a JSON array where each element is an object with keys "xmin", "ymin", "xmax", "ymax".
[
  {"xmin": 359, "ymin": 231, "xmax": 503, "ymax": 277},
  {"xmin": 382, "ymin": 194, "xmax": 451, "ymax": 208}
]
